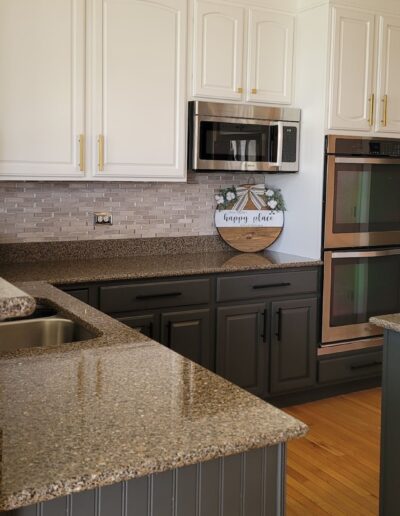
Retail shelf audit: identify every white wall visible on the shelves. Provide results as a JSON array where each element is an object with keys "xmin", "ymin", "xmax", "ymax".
[{"xmin": 267, "ymin": 3, "xmax": 329, "ymax": 259}]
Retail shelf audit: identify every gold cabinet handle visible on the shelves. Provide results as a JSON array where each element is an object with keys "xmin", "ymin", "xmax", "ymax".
[
  {"xmin": 381, "ymin": 94, "xmax": 388, "ymax": 127},
  {"xmin": 237, "ymin": 87, "xmax": 243, "ymax": 94},
  {"xmin": 98, "ymin": 135, "xmax": 104, "ymax": 171},
  {"xmin": 78, "ymin": 134, "xmax": 85, "ymax": 172},
  {"xmin": 368, "ymin": 93, "xmax": 375, "ymax": 126},
  {"xmin": 251, "ymin": 88, "xmax": 257, "ymax": 94}
]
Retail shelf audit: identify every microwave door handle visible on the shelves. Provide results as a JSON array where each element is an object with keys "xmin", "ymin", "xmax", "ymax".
[{"xmin": 270, "ymin": 122, "xmax": 283, "ymax": 167}]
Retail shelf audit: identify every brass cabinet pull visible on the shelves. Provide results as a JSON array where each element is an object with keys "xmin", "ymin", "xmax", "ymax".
[
  {"xmin": 237, "ymin": 87, "xmax": 243, "ymax": 94},
  {"xmin": 381, "ymin": 94, "xmax": 388, "ymax": 127},
  {"xmin": 78, "ymin": 134, "xmax": 85, "ymax": 172},
  {"xmin": 98, "ymin": 135, "xmax": 104, "ymax": 171},
  {"xmin": 368, "ymin": 93, "xmax": 375, "ymax": 126},
  {"xmin": 251, "ymin": 88, "xmax": 257, "ymax": 94}
]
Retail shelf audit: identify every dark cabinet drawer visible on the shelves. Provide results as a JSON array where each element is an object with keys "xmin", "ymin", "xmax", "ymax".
[
  {"xmin": 318, "ymin": 351, "xmax": 383, "ymax": 384},
  {"xmin": 216, "ymin": 270, "xmax": 318, "ymax": 303},
  {"xmin": 99, "ymin": 279, "xmax": 211, "ymax": 313}
]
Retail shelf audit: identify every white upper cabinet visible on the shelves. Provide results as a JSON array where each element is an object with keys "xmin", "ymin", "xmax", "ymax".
[
  {"xmin": 0, "ymin": 0, "xmax": 86, "ymax": 180},
  {"xmin": 192, "ymin": 1, "xmax": 294, "ymax": 105},
  {"xmin": 93, "ymin": 0, "xmax": 187, "ymax": 180},
  {"xmin": 328, "ymin": 7, "xmax": 375, "ymax": 132},
  {"xmin": 376, "ymin": 15, "xmax": 400, "ymax": 134},
  {"xmin": 193, "ymin": 1, "xmax": 244, "ymax": 100},
  {"xmin": 246, "ymin": 10, "xmax": 294, "ymax": 104}
]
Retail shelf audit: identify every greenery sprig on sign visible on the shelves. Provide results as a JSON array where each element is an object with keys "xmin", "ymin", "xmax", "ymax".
[{"xmin": 215, "ymin": 185, "xmax": 286, "ymax": 212}]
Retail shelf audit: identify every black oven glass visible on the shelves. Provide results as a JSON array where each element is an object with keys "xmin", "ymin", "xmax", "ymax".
[
  {"xmin": 330, "ymin": 254, "xmax": 400, "ymax": 327},
  {"xmin": 333, "ymin": 164, "xmax": 400, "ymax": 233},
  {"xmin": 199, "ymin": 121, "xmax": 278, "ymax": 162}
]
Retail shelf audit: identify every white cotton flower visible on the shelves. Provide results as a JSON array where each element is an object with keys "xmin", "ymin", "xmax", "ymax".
[
  {"xmin": 268, "ymin": 199, "xmax": 278, "ymax": 210},
  {"xmin": 215, "ymin": 194, "xmax": 224, "ymax": 203},
  {"xmin": 266, "ymin": 189, "xmax": 274, "ymax": 197},
  {"xmin": 226, "ymin": 191, "xmax": 235, "ymax": 201}
]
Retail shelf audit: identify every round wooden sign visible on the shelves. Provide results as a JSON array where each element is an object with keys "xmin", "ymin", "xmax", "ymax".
[{"xmin": 214, "ymin": 184, "xmax": 284, "ymax": 253}]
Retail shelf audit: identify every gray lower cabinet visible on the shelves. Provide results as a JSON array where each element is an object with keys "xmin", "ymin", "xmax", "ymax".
[
  {"xmin": 118, "ymin": 309, "xmax": 213, "ymax": 370},
  {"xmin": 119, "ymin": 313, "xmax": 159, "ymax": 339},
  {"xmin": 7, "ymin": 444, "xmax": 285, "ymax": 516},
  {"xmin": 379, "ymin": 330, "xmax": 400, "ymax": 516},
  {"xmin": 160, "ymin": 309, "xmax": 212, "ymax": 367},
  {"xmin": 60, "ymin": 268, "xmax": 320, "ymax": 398},
  {"xmin": 216, "ymin": 303, "xmax": 267, "ymax": 397},
  {"xmin": 270, "ymin": 298, "xmax": 317, "ymax": 394}
]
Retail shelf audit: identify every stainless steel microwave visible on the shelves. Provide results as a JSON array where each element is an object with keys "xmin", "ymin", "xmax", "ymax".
[{"xmin": 188, "ymin": 101, "xmax": 300, "ymax": 173}]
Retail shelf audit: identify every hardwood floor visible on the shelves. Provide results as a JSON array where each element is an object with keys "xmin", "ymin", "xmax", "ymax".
[{"xmin": 284, "ymin": 388, "xmax": 381, "ymax": 516}]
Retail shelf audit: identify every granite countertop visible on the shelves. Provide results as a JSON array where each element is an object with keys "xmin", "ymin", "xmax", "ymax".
[
  {"xmin": 0, "ymin": 281, "xmax": 308, "ymax": 511},
  {"xmin": 1, "ymin": 250, "xmax": 322, "ymax": 285},
  {"xmin": 370, "ymin": 314, "xmax": 400, "ymax": 334},
  {"xmin": 0, "ymin": 277, "xmax": 36, "ymax": 320}
]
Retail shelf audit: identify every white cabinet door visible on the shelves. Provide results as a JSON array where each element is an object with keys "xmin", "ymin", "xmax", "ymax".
[
  {"xmin": 193, "ymin": 0, "xmax": 244, "ymax": 100},
  {"xmin": 328, "ymin": 7, "xmax": 375, "ymax": 132},
  {"xmin": 246, "ymin": 10, "xmax": 294, "ymax": 104},
  {"xmin": 376, "ymin": 15, "xmax": 400, "ymax": 134},
  {"xmin": 0, "ymin": 0, "xmax": 86, "ymax": 179},
  {"xmin": 93, "ymin": 0, "xmax": 187, "ymax": 181}
]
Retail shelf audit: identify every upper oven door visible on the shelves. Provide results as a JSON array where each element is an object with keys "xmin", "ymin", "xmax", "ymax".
[
  {"xmin": 324, "ymin": 155, "xmax": 400, "ymax": 248},
  {"xmin": 192, "ymin": 115, "xmax": 282, "ymax": 172}
]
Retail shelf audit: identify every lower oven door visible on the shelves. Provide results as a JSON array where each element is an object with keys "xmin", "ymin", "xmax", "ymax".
[{"xmin": 322, "ymin": 248, "xmax": 400, "ymax": 344}]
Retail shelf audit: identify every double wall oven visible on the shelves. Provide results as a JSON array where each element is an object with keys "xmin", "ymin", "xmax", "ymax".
[{"xmin": 322, "ymin": 136, "xmax": 400, "ymax": 354}]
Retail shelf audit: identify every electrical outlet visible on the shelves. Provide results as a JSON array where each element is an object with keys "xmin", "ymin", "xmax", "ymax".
[{"xmin": 94, "ymin": 212, "xmax": 113, "ymax": 225}]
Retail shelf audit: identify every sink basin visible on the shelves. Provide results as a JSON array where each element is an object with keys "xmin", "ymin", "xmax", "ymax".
[{"xmin": 0, "ymin": 317, "xmax": 96, "ymax": 353}]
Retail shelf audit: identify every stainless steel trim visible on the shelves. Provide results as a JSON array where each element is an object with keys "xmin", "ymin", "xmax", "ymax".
[
  {"xmin": 191, "ymin": 101, "xmax": 301, "ymax": 122},
  {"xmin": 193, "ymin": 159, "xmax": 280, "ymax": 172},
  {"xmin": 318, "ymin": 337, "xmax": 383, "ymax": 356},
  {"xmin": 332, "ymin": 248, "xmax": 400, "ymax": 259},
  {"xmin": 335, "ymin": 157, "xmax": 400, "ymax": 165}
]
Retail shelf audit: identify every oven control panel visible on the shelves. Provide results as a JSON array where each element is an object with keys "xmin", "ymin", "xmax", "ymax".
[{"xmin": 329, "ymin": 137, "xmax": 400, "ymax": 157}]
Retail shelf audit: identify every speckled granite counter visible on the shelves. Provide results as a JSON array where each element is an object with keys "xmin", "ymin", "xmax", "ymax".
[
  {"xmin": 1, "ymin": 250, "xmax": 321, "ymax": 285},
  {"xmin": 370, "ymin": 314, "xmax": 400, "ymax": 334},
  {"xmin": 0, "ymin": 281, "xmax": 308, "ymax": 511},
  {"xmin": 0, "ymin": 277, "xmax": 36, "ymax": 320}
]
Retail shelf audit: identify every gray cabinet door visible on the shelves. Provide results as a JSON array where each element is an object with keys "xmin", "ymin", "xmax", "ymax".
[
  {"xmin": 160, "ymin": 309, "xmax": 212, "ymax": 369},
  {"xmin": 270, "ymin": 297, "xmax": 317, "ymax": 394},
  {"xmin": 216, "ymin": 303, "xmax": 267, "ymax": 397},
  {"xmin": 118, "ymin": 313, "xmax": 160, "ymax": 340}
]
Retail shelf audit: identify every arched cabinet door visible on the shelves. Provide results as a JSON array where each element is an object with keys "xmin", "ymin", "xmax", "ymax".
[
  {"xmin": 246, "ymin": 9, "xmax": 294, "ymax": 105},
  {"xmin": 0, "ymin": 0, "xmax": 86, "ymax": 180},
  {"xmin": 92, "ymin": 0, "xmax": 187, "ymax": 181},
  {"xmin": 328, "ymin": 6, "xmax": 375, "ymax": 132},
  {"xmin": 193, "ymin": 0, "xmax": 245, "ymax": 100},
  {"xmin": 376, "ymin": 15, "xmax": 400, "ymax": 135}
]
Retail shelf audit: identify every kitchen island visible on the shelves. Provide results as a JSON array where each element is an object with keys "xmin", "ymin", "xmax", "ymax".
[
  {"xmin": 370, "ymin": 314, "xmax": 400, "ymax": 516},
  {"xmin": 0, "ymin": 281, "xmax": 307, "ymax": 515}
]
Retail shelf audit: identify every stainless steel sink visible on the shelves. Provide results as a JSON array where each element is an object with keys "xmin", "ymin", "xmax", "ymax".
[{"xmin": 0, "ymin": 316, "xmax": 96, "ymax": 353}]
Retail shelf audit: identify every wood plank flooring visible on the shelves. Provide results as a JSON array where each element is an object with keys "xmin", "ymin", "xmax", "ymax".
[{"xmin": 284, "ymin": 388, "xmax": 381, "ymax": 516}]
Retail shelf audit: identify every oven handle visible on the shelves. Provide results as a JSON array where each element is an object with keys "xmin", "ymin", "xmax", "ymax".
[
  {"xmin": 335, "ymin": 157, "xmax": 400, "ymax": 165},
  {"xmin": 332, "ymin": 249, "xmax": 400, "ymax": 259}
]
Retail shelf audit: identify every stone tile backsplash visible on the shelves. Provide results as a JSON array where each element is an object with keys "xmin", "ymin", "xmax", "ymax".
[{"xmin": 0, "ymin": 173, "xmax": 252, "ymax": 243}]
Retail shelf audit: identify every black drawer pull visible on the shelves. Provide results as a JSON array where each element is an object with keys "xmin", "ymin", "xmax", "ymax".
[
  {"xmin": 350, "ymin": 361, "xmax": 382, "ymax": 371},
  {"xmin": 136, "ymin": 292, "xmax": 182, "ymax": 301},
  {"xmin": 253, "ymin": 282, "xmax": 291, "ymax": 290}
]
